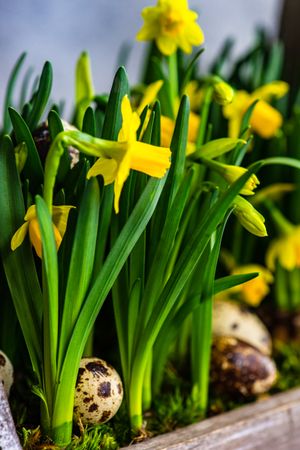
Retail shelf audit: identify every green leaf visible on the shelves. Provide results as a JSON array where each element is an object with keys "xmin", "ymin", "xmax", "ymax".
[
  {"xmin": 194, "ymin": 137, "xmax": 247, "ymax": 160},
  {"xmin": 82, "ymin": 106, "xmax": 96, "ymax": 136},
  {"xmin": 150, "ymin": 96, "xmax": 189, "ymax": 251},
  {"xmin": 131, "ymin": 162, "xmax": 262, "ymax": 392},
  {"xmin": 52, "ymin": 176, "xmax": 167, "ymax": 438},
  {"xmin": 240, "ymin": 100, "xmax": 259, "ymax": 136},
  {"xmin": 48, "ymin": 110, "xmax": 70, "ymax": 185},
  {"xmin": 0, "ymin": 135, "xmax": 42, "ymax": 380},
  {"xmin": 9, "ymin": 107, "xmax": 44, "ymax": 191},
  {"xmin": 27, "ymin": 61, "xmax": 53, "ymax": 131},
  {"xmin": 59, "ymin": 178, "xmax": 100, "ymax": 370},
  {"xmin": 101, "ymin": 66, "xmax": 129, "ymax": 140},
  {"xmin": 263, "ymin": 41, "xmax": 284, "ymax": 84},
  {"xmin": 214, "ymin": 272, "xmax": 259, "ymax": 293},
  {"xmin": 2, "ymin": 52, "xmax": 26, "ymax": 134},
  {"xmin": 36, "ymin": 195, "xmax": 59, "ymax": 412},
  {"xmin": 180, "ymin": 49, "xmax": 205, "ymax": 94}
]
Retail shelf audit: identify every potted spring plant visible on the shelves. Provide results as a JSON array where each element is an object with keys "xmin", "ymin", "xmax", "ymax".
[{"xmin": 2, "ymin": 1, "xmax": 300, "ymax": 449}]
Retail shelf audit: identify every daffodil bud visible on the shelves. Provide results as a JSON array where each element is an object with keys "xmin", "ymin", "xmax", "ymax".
[
  {"xmin": 213, "ymin": 80, "xmax": 234, "ymax": 106},
  {"xmin": 199, "ymin": 157, "xmax": 260, "ymax": 196},
  {"xmin": 222, "ymin": 165, "xmax": 260, "ymax": 196},
  {"xmin": 14, "ymin": 142, "xmax": 27, "ymax": 173},
  {"xmin": 197, "ymin": 137, "xmax": 246, "ymax": 159},
  {"xmin": 233, "ymin": 196, "xmax": 267, "ymax": 237}
]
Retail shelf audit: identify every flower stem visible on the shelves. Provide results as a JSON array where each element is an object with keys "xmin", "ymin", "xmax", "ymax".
[
  {"xmin": 191, "ymin": 295, "xmax": 212, "ymax": 414},
  {"xmin": 168, "ymin": 52, "xmax": 178, "ymax": 115},
  {"xmin": 142, "ymin": 352, "xmax": 152, "ymax": 411},
  {"xmin": 196, "ymin": 86, "xmax": 213, "ymax": 148}
]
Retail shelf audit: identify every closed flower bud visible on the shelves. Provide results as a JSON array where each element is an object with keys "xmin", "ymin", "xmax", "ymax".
[
  {"xmin": 213, "ymin": 81, "xmax": 234, "ymax": 106},
  {"xmin": 222, "ymin": 165, "xmax": 260, "ymax": 196},
  {"xmin": 233, "ymin": 196, "xmax": 267, "ymax": 237}
]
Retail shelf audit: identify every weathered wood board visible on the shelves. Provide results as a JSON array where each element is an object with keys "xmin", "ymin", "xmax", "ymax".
[{"xmin": 122, "ymin": 388, "xmax": 300, "ymax": 450}]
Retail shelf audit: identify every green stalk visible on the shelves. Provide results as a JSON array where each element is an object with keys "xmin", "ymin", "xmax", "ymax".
[
  {"xmin": 288, "ymin": 268, "xmax": 300, "ymax": 311},
  {"xmin": 196, "ymin": 86, "xmax": 213, "ymax": 148},
  {"xmin": 142, "ymin": 352, "xmax": 153, "ymax": 411},
  {"xmin": 274, "ymin": 263, "xmax": 290, "ymax": 311},
  {"xmin": 36, "ymin": 197, "xmax": 59, "ymax": 434},
  {"xmin": 191, "ymin": 297, "xmax": 212, "ymax": 413},
  {"xmin": 168, "ymin": 52, "xmax": 178, "ymax": 113}
]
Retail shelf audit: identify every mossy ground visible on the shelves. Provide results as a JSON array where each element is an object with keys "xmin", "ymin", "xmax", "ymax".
[{"xmin": 10, "ymin": 341, "xmax": 300, "ymax": 449}]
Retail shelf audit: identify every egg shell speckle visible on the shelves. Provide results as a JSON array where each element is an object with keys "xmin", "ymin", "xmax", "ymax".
[
  {"xmin": 213, "ymin": 299, "xmax": 272, "ymax": 355},
  {"xmin": 0, "ymin": 350, "xmax": 13, "ymax": 397},
  {"xmin": 74, "ymin": 357, "xmax": 123, "ymax": 425}
]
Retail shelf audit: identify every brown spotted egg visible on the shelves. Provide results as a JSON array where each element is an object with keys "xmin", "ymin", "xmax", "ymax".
[
  {"xmin": 74, "ymin": 357, "xmax": 123, "ymax": 425},
  {"xmin": 213, "ymin": 299, "xmax": 272, "ymax": 356},
  {"xmin": 211, "ymin": 336, "xmax": 277, "ymax": 397},
  {"xmin": 0, "ymin": 350, "xmax": 13, "ymax": 397}
]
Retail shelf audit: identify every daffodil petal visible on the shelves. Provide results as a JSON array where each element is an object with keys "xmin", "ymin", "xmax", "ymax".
[
  {"xmin": 114, "ymin": 153, "xmax": 131, "ymax": 214},
  {"xmin": 28, "ymin": 218, "xmax": 43, "ymax": 258},
  {"xmin": 87, "ymin": 158, "xmax": 118, "ymax": 184},
  {"xmin": 24, "ymin": 204, "xmax": 37, "ymax": 221},
  {"xmin": 52, "ymin": 205, "xmax": 75, "ymax": 241},
  {"xmin": 11, "ymin": 222, "xmax": 29, "ymax": 251}
]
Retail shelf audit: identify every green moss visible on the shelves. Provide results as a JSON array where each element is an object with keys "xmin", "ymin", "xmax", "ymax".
[
  {"xmin": 273, "ymin": 340, "xmax": 300, "ymax": 392},
  {"xmin": 66, "ymin": 424, "xmax": 118, "ymax": 450}
]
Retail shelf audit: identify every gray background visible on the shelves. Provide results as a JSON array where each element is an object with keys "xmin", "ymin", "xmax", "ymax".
[{"xmin": 0, "ymin": 0, "xmax": 283, "ymax": 117}]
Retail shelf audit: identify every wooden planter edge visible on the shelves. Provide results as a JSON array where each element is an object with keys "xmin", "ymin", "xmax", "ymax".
[{"xmin": 121, "ymin": 387, "xmax": 300, "ymax": 450}]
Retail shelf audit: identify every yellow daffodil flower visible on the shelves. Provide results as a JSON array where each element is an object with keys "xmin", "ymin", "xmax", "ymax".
[
  {"xmin": 223, "ymin": 81, "xmax": 288, "ymax": 139},
  {"xmin": 11, "ymin": 204, "xmax": 74, "ymax": 258},
  {"xmin": 87, "ymin": 95, "xmax": 171, "ymax": 213},
  {"xmin": 266, "ymin": 226, "xmax": 300, "ymax": 271},
  {"xmin": 229, "ymin": 264, "xmax": 274, "ymax": 307},
  {"xmin": 136, "ymin": 0, "xmax": 204, "ymax": 56},
  {"xmin": 233, "ymin": 196, "xmax": 267, "ymax": 237}
]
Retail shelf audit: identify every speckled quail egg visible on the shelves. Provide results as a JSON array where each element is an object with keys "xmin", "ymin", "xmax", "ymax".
[
  {"xmin": 74, "ymin": 357, "xmax": 123, "ymax": 425},
  {"xmin": 0, "ymin": 350, "xmax": 13, "ymax": 397},
  {"xmin": 211, "ymin": 336, "xmax": 277, "ymax": 397},
  {"xmin": 213, "ymin": 299, "xmax": 272, "ymax": 356}
]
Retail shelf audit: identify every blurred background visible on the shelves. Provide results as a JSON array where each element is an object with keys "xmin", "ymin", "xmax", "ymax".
[{"xmin": 0, "ymin": 0, "xmax": 284, "ymax": 113}]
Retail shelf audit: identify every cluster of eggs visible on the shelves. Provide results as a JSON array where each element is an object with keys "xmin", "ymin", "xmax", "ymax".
[{"xmin": 211, "ymin": 299, "xmax": 277, "ymax": 396}]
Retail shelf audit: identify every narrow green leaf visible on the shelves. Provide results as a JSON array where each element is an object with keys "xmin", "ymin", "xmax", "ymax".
[
  {"xmin": 0, "ymin": 135, "xmax": 42, "ymax": 379},
  {"xmin": 27, "ymin": 61, "xmax": 53, "ymax": 131},
  {"xmin": 59, "ymin": 178, "xmax": 100, "ymax": 370},
  {"xmin": 82, "ymin": 107, "xmax": 96, "ymax": 136},
  {"xmin": 180, "ymin": 49, "xmax": 205, "ymax": 94},
  {"xmin": 36, "ymin": 195, "xmax": 59, "ymax": 413},
  {"xmin": 9, "ymin": 107, "xmax": 43, "ymax": 190},
  {"xmin": 2, "ymin": 52, "xmax": 26, "ymax": 134},
  {"xmin": 48, "ymin": 110, "xmax": 70, "ymax": 185},
  {"xmin": 52, "ymin": 176, "xmax": 167, "ymax": 434},
  {"xmin": 101, "ymin": 66, "xmax": 129, "ymax": 140},
  {"xmin": 132, "ymin": 163, "xmax": 262, "ymax": 383}
]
